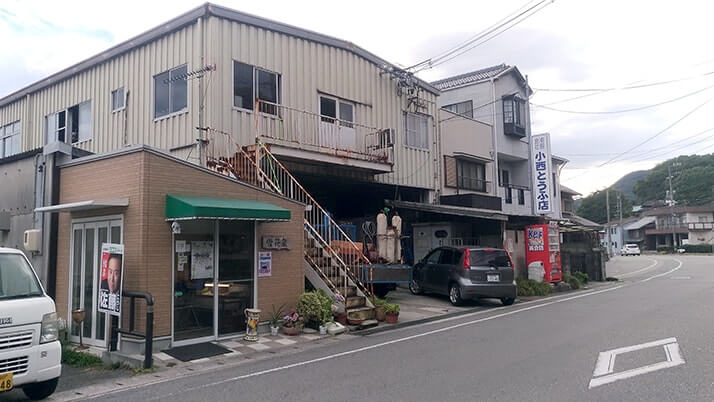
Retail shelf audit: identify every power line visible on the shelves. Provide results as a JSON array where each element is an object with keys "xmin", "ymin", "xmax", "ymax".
[
  {"xmin": 412, "ymin": 0, "xmax": 554, "ymax": 73},
  {"xmin": 407, "ymin": 0, "xmax": 545, "ymax": 71},
  {"xmin": 530, "ymin": 83, "xmax": 714, "ymax": 114},
  {"xmin": 533, "ymin": 70, "xmax": 714, "ymax": 93},
  {"xmin": 563, "ymin": 98, "xmax": 713, "ymax": 180},
  {"xmin": 424, "ymin": 2, "xmax": 554, "ymax": 71},
  {"xmin": 596, "ymin": 97, "xmax": 713, "ymax": 167}
]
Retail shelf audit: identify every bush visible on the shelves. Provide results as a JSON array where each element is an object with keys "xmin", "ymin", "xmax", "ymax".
[
  {"xmin": 384, "ymin": 303, "xmax": 400, "ymax": 314},
  {"xmin": 656, "ymin": 245, "xmax": 673, "ymax": 253},
  {"xmin": 572, "ymin": 271, "xmax": 589, "ymax": 284},
  {"xmin": 61, "ymin": 347, "xmax": 103, "ymax": 368},
  {"xmin": 563, "ymin": 274, "xmax": 582, "ymax": 290},
  {"xmin": 516, "ymin": 277, "xmax": 551, "ymax": 297},
  {"xmin": 296, "ymin": 290, "xmax": 333, "ymax": 325},
  {"xmin": 682, "ymin": 244, "xmax": 713, "ymax": 253}
]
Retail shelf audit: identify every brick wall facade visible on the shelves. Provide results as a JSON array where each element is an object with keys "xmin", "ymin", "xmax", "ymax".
[{"xmin": 55, "ymin": 148, "xmax": 304, "ymax": 342}]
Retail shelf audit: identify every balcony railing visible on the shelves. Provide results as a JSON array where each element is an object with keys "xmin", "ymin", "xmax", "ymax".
[
  {"xmin": 455, "ymin": 178, "xmax": 491, "ymax": 193},
  {"xmin": 498, "ymin": 184, "xmax": 531, "ymax": 215},
  {"xmin": 689, "ymin": 222, "xmax": 714, "ymax": 230},
  {"xmin": 255, "ymin": 100, "xmax": 393, "ymax": 164}
]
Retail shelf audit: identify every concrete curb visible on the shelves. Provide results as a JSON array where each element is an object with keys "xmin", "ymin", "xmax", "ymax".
[{"xmin": 354, "ymin": 305, "xmax": 494, "ymax": 336}]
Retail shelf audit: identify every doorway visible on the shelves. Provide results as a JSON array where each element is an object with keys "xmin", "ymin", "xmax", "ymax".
[
  {"xmin": 69, "ymin": 217, "xmax": 123, "ymax": 347},
  {"xmin": 172, "ymin": 220, "xmax": 255, "ymax": 346}
]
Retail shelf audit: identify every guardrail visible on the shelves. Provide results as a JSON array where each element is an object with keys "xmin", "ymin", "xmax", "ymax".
[{"xmin": 110, "ymin": 290, "xmax": 154, "ymax": 369}]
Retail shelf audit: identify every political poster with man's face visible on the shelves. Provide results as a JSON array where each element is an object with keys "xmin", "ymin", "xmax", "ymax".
[{"xmin": 98, "ymin": 243, "xmax": 124, "ymax": 316}]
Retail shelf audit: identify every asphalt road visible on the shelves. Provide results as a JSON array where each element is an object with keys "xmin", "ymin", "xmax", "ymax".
[{"xmin": 16, "ymin": 254, "xmax": 714, "ymax": 402}]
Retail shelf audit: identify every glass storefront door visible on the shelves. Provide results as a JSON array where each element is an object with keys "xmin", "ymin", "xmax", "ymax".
[
  {"xmin": 172, "ymin": 220, "xmax": 255, "ymax": 344},
  {"xmin": 69, "ymin": 218, "xmax": 122, "ymax": 347},
  {"xmin": 173, "ymin": 220, "xmax": 216, "ymax": 343},
  {"xmin": 218, "ymin": 221, "xmax": 254, "ymax": 335}
]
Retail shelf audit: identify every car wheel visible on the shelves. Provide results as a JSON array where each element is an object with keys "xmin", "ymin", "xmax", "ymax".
[
  {"xmin": 23, "ymin": 377, "xmax": 59, "ymax": 400},
  {"xmin": 409, "ymin": 279, "xmax": 423, "ymax": 295},
  {"xmin": 500, "ymin": 297, "xmax": 515, "ymax": 306},
  {"xmin": 449, "ymin": 283, "xmax": 463, "ymax": 306}
]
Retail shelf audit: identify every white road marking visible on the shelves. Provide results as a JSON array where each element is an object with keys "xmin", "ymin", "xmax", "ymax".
[
  {"xmin": 617, "ymin": 259, "xmax": 658, "ymax": 278},
  {"xmin": 147, "ymin": 285, "xmax": 625, "ymax": 400},
  {"xmin": 641, "ymin": 258, "xmax": 683, "ymax": 282},
  {"xmin": 65, "ymin": 256, "xmax": 687, "ymax": 401},
  {"xmin": 589, "ymin": 337, "xmax": 685, "ymax": 389}
]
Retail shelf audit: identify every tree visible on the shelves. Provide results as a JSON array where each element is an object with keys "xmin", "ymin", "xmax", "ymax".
[
  {"xmin": 577, "ymin": 188, "xmax": 633, "ymax": 224},
  {"xmin": 634, "ymin": 154, "xmax": 714, "ymax": 206}
]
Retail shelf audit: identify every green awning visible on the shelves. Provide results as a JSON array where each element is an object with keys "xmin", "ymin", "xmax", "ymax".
[{"xmin": 166, "ymin": 194, "xmax": 291, "ymax": 221}]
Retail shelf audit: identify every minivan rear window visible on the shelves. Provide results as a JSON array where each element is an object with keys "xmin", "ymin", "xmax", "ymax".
[
  {"xmin": 0, "ymin": 254, "xmax": 43, "ymax": 300},
  {"xmin": 469, "ymin": 250, "xmax": 511, "ymax": 268}
]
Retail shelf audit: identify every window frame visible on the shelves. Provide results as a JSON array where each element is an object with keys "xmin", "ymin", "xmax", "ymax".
[
  {"xmin": 111, "ymin": 87, "xmax": 126, "ymax": 113},
  {"xmin": 443, "ymin": 100, "xmax": 473, "ymax": 119},
  {"xmin": 232, "ymin": 60, "xmax": 282, "ymax": 116},
  {"xmin": 319, "ymin": 95, "xmax": 355, "ymax": 127},
  {"xmin": 404, "ymin": 112, "xmax": 430, "ymax": 150},
  {"xmin": 153, "ymin": 64, "xmax": 189, "ymax": 121},
  {"xmin": 455, "ymin": 159, "xmax": 487, "ymax": 192},
  {"xmin": 45, "ymin": 101, "xmax": 92, "ymax": 146},
  {"xmin": 0, "ymin": 121, "xmax": 21, "ymax": 158}
]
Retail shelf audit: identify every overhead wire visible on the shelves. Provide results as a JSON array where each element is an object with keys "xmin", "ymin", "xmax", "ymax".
[{"xmin": 531, "ymin": 83, "xmax": 714, "ymax": 114}]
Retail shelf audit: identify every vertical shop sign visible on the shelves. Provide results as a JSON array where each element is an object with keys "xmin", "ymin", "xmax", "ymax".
[{"xmin": 531, "ymin": 133, "xmax": 553, "ymax": 214}]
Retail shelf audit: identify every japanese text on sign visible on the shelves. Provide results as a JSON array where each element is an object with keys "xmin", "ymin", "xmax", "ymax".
[{"xmin": 531, "ymin": 133, "xmax": 553, "ymax": 214}]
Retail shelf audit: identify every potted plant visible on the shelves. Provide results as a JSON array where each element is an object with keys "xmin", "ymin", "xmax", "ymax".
[
  {"xmin": 373, "ymin": 297, "xmax": 387, "ymax": 322},
  {"xmin": 384, "ymin": 303, "xmax": 400, "ymax": 324},
  {"xmin": 269, "ymin": 303, "xmax": 285, "ymax": 336},
  {"xmin": 297, "ymin": 290, "xmax": 333, "ymax": 331},
  {"xmin": 332, "ymin": 293, "xmax": 347, "ymax": 325},
  {"xmin": 282, "ymin": 309, "xmax": 303, "ymax": 336}
]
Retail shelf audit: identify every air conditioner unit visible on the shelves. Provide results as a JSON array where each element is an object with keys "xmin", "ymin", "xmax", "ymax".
[{"xmin": 24, "ymin": 229, "xmax": 42, "ymax": 252}]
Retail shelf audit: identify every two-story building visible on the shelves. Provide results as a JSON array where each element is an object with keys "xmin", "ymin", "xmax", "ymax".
[
  {"xmin": 642, "ymin": 204, "xmax": 714, "ymax": 249},
  {"xmin": 0, "ymin": 3, "xmax": 446, "ymax": 352}
]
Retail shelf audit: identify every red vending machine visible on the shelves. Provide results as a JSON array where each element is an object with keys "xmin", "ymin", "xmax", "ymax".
[{"xmin": 525, "ymin": 222, "xmax": 562, "ymax": 283}]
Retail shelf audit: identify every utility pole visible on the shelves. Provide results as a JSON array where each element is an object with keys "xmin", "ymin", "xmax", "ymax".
[
  {"xmin": 606, "ymin": 189, "xmax": 611, "ymax": 257},
  {"xmin": 667, "ymin": 163, "xmax": 681, "ymax": 248},
  {"xmin": 617, "ymin": 192, "xmax": 623, "ymax": 250}
]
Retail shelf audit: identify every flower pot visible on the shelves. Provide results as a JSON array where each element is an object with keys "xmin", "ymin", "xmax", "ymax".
[
  {"xmin": 375, "ymin": 306, "xmax": 386, "ymax": 322},
  {"xmin": 335, "ymin": 314, "xmax": 347, "ymax": 325},
  {"xmin": 270, "ymin": 325, "xmax": 279, "ymax": 336},
  {"xmin": 319, "ymin": 325, "xmax": 327, "ymax": 335},
  {"xmin": 282, "ymin": 325, "xmax": 301, "ymax": 336},
  {"xmin": 385, "ymin": 313, "xmax": 399, "ymax": 324},
  {"xmin": 347, "ymin": 317, "xmax": 365, "ymax": 326}
]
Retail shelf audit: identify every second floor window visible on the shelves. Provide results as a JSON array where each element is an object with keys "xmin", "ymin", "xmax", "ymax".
[
  {"xmin": 154, "ymin": 65, "xmax": 188, "ymax": 119},
  {"xmin": 319, "ymin": 96, "xmax": 354, "ymax": 127},
  {"xmin": 405, "ymin": 112, "xmax": 429, "ymax": 149},
  {"xmin": 233, "ymin": 61, "xmax": 281, "ymax": 115},
  {"xmin": 443, "ymin": 100, "xmax": 473, "ymax": 119},
  {"xmin": 503, "ymin": 95, "xmax": 526, "ymax": 137},
  {"xmin": 1, "ymin": 121, "xmax": 21, "ymax": 158},
  {"xmin": 111, "ymin": 87, "xmax": 125, "ymax": 112},
  {"xmin": 45, "ymin": 101, "xmax": 92, "ymax": 144},
  {"xmin": 456, "ymin": 159, "xmax": 486, "ymax": 192}
]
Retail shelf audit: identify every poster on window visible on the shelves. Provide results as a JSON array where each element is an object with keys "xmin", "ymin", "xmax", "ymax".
[
  {"xmin": 527, "ymin": 227, "xmax": 545, "ymax": 251},
  {"xmin": 191, "ymin": 241, "xmax": 214, "ymax": 279},
  {"xmin": 98, "ymin": 243, "xmax": 124, "ymax": 316},
  {"xmin": 258, "ymin": 252, "xmax": 272, "ymax": 277}
]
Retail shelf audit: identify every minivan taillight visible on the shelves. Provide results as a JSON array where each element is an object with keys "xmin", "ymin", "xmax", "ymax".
[{"xmin": 462, "ymin": 248, "xmax": 470, "ymax": 269}]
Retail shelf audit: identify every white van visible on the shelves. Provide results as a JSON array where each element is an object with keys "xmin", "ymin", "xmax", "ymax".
[{"xmin": 0, "ymin": 248, "xmax": 61, "ymax": 400}]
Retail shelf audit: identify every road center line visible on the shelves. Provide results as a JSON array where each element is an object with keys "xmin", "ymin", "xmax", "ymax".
[
  {"xmin": 641, "ymin": 258, "xmax": 682, "ymax": 282},
  {"xmin": 617, "ymin": 259, "xmax": 658, "ymax": 278}
]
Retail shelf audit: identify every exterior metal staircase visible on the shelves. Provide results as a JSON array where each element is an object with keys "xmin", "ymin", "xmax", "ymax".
[{"xmin": 207, "ymin": 135, "xmax": 376, "ymax": 323}]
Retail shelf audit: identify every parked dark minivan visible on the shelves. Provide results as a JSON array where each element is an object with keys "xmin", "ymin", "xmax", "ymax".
[{"xmin": 409, "ymin": 247, "xmax": 517, "ymax": 306}]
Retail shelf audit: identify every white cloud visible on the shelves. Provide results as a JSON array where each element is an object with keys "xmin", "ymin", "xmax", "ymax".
[{"xmin": 2, "ymin": 0, "xmax": 714, "ymax": 196}]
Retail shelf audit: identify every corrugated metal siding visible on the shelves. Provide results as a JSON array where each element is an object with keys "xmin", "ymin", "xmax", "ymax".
[
  {"xmin": 6, "ymin": 22, "xmax": 202, "ymax": 157},
  {"xmin": 206, "ymin": 16, "xmax": 437, "ymax": 191},
  {"xmin": 0, "ymin": 98, "xmax": 26, "ymax": 149},
  {"xmin": 1, "ymin": 15, "xmax": 436, "ymax": 191}
]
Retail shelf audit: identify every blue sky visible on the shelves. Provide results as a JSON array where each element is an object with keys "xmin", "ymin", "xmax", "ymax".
[{"xmin": 2, "ymin": 0, "xmax": 714, "ymax": 196}]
